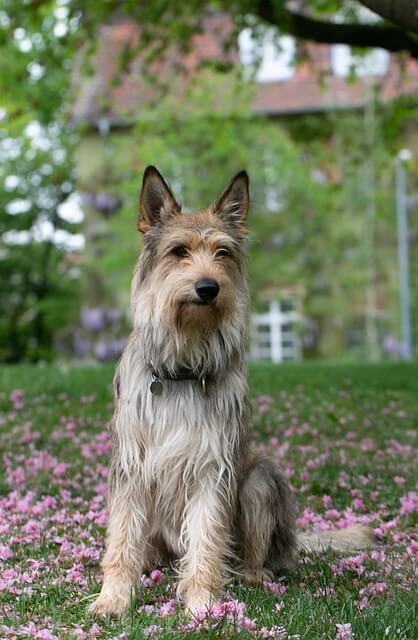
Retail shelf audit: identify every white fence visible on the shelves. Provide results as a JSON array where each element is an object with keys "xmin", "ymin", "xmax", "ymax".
[{"xmin": 250, "ymin": 300, "xmax": 301, "ymax": 363}]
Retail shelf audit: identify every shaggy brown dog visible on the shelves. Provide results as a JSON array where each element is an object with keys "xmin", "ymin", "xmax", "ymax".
[{"xmin": 90, "ymin": 167, "xmax": 373, "ymax": 616}]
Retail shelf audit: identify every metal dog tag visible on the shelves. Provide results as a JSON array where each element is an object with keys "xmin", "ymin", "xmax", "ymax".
[
  {"xmin": 150, "ymin": 379, "xmax": 163, "ymax": 395},
  {"xmin": 201, "ymin": 377, "xmax": 207, "ymax": 395}
]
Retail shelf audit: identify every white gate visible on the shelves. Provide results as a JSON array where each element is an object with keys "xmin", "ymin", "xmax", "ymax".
[{"xmin": 250, "ymin": 300, "xmax": 300, "ymax": 363}]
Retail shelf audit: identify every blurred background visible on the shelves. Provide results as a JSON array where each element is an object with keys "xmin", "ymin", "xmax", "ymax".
[{"xmin": 1, "ymin": 1, "xmax": 417, "ymax": 365}]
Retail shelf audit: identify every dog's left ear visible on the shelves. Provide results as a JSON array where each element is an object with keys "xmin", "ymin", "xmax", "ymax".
[
  {"xmin": 214, "ymin": 170, "xmax": 249, "ymax": 235},
  {"xmin": 138, "ymin": 166, "xmax": 180, "ymax": 233}
]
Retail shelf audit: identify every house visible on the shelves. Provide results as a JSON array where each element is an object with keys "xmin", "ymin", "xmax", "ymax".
[{"xmin": 72, "ymin": 12, "xmax": 418, "ymax": 127}]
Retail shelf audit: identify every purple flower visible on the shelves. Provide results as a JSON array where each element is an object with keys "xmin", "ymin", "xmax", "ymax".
[
  {"xmin": 95, "ymin": 192, "xmax": 122, "ymax": 216},
  {"xmin": 104, "ymin": 307, "xmax": 122, "ymax": 325},
  {"xmin": 400, "ymin": 492, "xmax": 418, "ymax": 515},
  {"xmin": 72, "ymin": 336, "xmax": 91, "ymax": 357},
  {"xmin": 150, "ymin": 569, "xmax": 165, "ymax": 584},
  {"xmin": 0, "ymin": 544, "xmax": 12, "ymax": 560},
  {"xmin": 82, "ymin": 191, "xmax": 122, "ymax": 215},
  {"xmin": 382, "ymin": 334, "xmax": 404, "ymax": 357},
  {"xmin": 94, "ymin": 341, "xmax": 113, "ymax": 361},
  {"xmin": 80, "ymin": 308, "xmax": 105, "ymax": 332},
  {"xmin": 335, "ymin": 623, "xmax": 353, "ymax": 639},
  {"xmin": 158, "ymin": 599, "xmax": 176, "ymax": 616}
]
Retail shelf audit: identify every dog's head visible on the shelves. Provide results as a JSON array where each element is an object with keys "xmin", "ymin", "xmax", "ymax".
[{"xmin": 132, "ymin": 166, "xmax": 249, "ymax": 339}]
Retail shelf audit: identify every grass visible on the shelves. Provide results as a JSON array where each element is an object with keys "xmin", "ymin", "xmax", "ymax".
[{"xmin": 0, "ymin": 362, "xmax": 417, "ymax": 639}]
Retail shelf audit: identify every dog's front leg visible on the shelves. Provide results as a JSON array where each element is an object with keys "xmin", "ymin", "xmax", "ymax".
[
  {"xmin": 89, "ymin": 480, "xmax": 147, "ymax": 616},
  {"xmin": 178, "ymin": 478, "xmax": 230, "ymax": 614}
]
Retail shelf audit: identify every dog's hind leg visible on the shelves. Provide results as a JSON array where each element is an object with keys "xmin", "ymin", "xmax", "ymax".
[{"xmin": 236, "ymin": 457, "xmax": 297, "ymax": 583}]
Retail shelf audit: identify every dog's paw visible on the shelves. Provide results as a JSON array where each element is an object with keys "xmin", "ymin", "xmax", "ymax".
[
  {"xmin": 239, "ymin": 567, "xmax": 274, "ymax": 584},
  {"xmin": 88, "ymin": 583, "xmax": 132, "ymax": 617},
  {"xmin": 178, "ymin": 581, "xmax": 212, "ymax": 616},
  {"xmin": 185, "ymin": 593, "xmax": 211, "ymax": 617}
]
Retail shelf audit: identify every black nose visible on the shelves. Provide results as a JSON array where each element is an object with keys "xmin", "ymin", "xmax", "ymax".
[{"xmin": 195, "ymin": 278, "xmax": 220, "ymax": 301}]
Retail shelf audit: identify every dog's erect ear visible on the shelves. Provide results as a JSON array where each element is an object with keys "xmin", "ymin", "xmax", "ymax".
[
  {"xmin": 214, "ymin": 170, "xmax": 249, "ymax": 234},
  {"xmin": 138, "ymin": 166, "xmax": 180, "ymax": 233}
]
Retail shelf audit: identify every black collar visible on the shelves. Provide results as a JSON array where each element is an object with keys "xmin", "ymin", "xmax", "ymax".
[
  {"xmin": 148, "ymin": 363, "xmax": 211, "ymax": 395},
  {"xmin": 152, "ymin": 365, "xmax": 205, "ymax": 381}
]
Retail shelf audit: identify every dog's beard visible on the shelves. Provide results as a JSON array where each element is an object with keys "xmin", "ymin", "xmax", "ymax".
[{"xmin": 174, "ymin": 299, "xmax": 224, "ymax": 334}]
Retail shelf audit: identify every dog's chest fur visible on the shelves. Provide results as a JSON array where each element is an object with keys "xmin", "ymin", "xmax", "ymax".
[{"xmin": 113, "ymin": 336, "xmax": 249, "ymax": 547}]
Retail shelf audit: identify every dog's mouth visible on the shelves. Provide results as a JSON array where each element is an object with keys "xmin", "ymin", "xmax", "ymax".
[{"xmin": 180, "ymin": 298, "xmax": 216, "ymax": 308}]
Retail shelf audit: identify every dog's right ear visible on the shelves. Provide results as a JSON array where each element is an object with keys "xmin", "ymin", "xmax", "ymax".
[{"xmin": 138, "ymin": 166, "xmax": 180, "ymax": 233}]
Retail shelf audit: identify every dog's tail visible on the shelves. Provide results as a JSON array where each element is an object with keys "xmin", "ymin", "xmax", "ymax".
[{"xmin": 296, "ymin": 524, "xmax": 375, "ymax": 553}]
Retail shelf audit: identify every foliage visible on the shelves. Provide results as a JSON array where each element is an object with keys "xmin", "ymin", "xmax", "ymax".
[
  {"xmin": 0, "ymin": 1, "xmax": 75, "ymax": 122},
  {"xmin": 0, "ymin": 120, "xmax": 81, "ymax": 362},
  {"xmin": 0, "ymin": 4, "xmax": 81, "ymax": 362},
  {"xmin": 0, "ymin": 361, "xmax": 417, "ymax": 637},
  {"xmin": 2, "ymin": 1, "xmax": 418, "ymax": 66}
]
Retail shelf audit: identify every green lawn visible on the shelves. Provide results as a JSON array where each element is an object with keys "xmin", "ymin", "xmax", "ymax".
[{"xmin": 0, "ymin": 362, "xmax": 417, "ymax": 639}]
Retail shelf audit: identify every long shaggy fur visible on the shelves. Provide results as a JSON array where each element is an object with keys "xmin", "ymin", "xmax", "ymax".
[{"xmin": 89, "ymin": 167, "xmax": 373, "ymax": 617}]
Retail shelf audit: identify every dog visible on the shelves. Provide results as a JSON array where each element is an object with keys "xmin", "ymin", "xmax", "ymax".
[{"xmin": 89, "ymin": 166, "xmax": 374, "ymax": 617}]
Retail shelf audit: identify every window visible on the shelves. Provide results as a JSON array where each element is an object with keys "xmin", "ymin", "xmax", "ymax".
[
  {"xmin": 239, "ymin": 28, "xmax": 295, "ymax": 82},
  {"xmin": 331, "ymin": 45, "xmax": 389, "ymax": 78}
]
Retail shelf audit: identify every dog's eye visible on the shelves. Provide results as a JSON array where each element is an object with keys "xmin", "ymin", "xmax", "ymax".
[
  {"xmin": 172, "ymin": 245, "xmax": 188, "ymax": 258},
  {"xmin": 215, "ymin": 247, "xmax": 230, "ymax": 258}
]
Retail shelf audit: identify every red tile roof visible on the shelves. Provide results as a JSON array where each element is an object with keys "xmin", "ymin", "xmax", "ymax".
[
  {"xmin": 254, "ymin": 43, "xmax": 418, "ymax": 115},
  {"xmin": 71, "ymin": 15, "xmax": 418, "ymax": 125}
]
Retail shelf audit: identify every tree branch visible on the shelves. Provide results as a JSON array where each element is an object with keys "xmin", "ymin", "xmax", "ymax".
[
  {"xmin": 255, "ymin": 1, "xmax": 418, "ymax": 59},
  {"xmin": 360, "ymin": 1, "xmax": 418, "ymax": 36}
]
